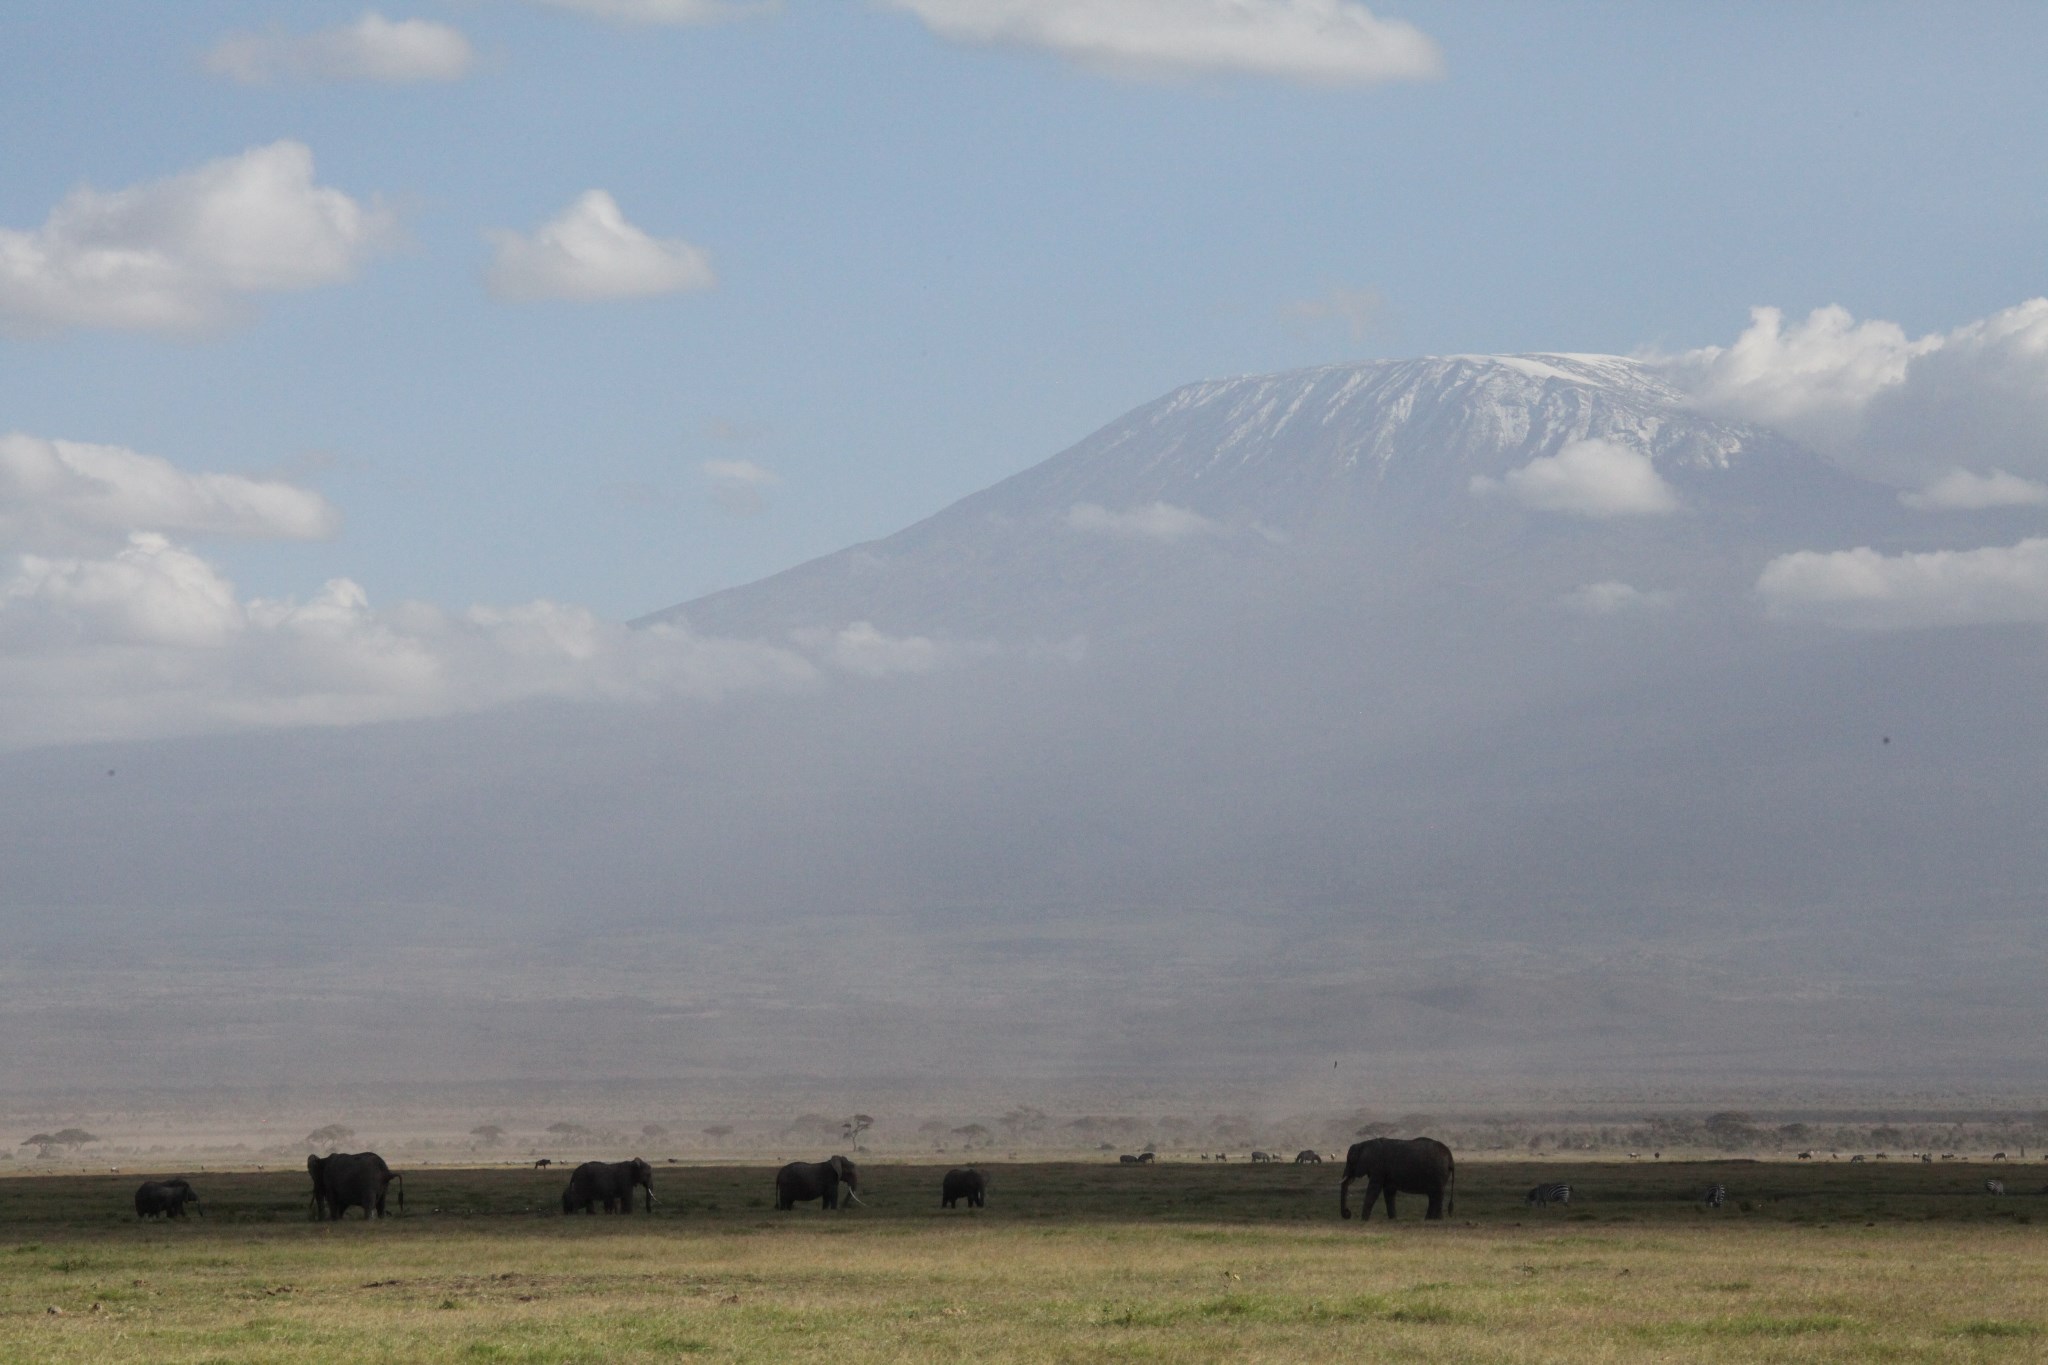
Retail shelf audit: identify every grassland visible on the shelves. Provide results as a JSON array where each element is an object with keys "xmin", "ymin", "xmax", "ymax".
[{"xmin": 5, "ymin": 1158, "xmax": 2047, "ymax": 1362}]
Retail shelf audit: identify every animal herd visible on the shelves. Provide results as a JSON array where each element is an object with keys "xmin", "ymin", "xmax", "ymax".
[{"xmin": 118, "ymin": 1135, "xmax": 2035, "ymax": 1227}]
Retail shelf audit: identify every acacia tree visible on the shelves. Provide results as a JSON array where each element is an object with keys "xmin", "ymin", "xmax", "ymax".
[
  {"xmin": 469, "ymin": 1125, "xmax": 506, "ymax": 1148},
  {"xmin": 951, "ymin": 1123, "xmax": 992, "ymax": 1150},
  {"xmin": 701, "ymin": 1125, "xmax": 733, "ymax": 1146},
  {"xmin": 306, "ymin": 1124, "xmax": 354, "ymax": 1148},
  {"xmin": 842, "ymin": 1114, "xmax": 874, "ymax": 1151}
]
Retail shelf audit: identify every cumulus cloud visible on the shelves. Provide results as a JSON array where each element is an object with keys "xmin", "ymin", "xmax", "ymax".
[
  {"xmin": 1469, "ymin": 439, "xmax": 1678, "ymax": 518},
  {"xmin": 1899, "ymin": 468, "xmax": 2048, "ymax": 512},
  {"xmin": 1756, "ymin": 538, "xmax": 2048, "ymax": 630},
  {"xmin": 527, "ymin": 0, "xmax": 777, "ymax": 22},
  {"xmin": 486, "ymin": 191, "xmax": 714, "ymax": 302},
  {"xmin": 0, "ymin": 555, "xmax": 822, "ymax": 747},
  {"xmin": 884, "ymin": 0, "xmax": 1443, "ymax": 85},
  {"xmin": 1067, "ymin": 501, "xmax": 1216, "ymax": 541},
  {"xmin": 1281, "ymin": 284, "xmax": 1382, "ymax": 342},
  {"xmin": 205, "ymin": 12, "xmax": 474, "ymax": 84},
  {"xmin": 0, "ymin": 433, "xmax": 338, "ymax": 553},
  {"xmin": 1560, "ymin": 581, "xmax": 1675, "ymax": 616},
  {"xmin": 701, "ymin": 458, "xmax": 779, "ymax": 515},
  {"xmin": 0, "ymin": 142, "xmax": 390, "ymax": 335},
  {"xmin": 0, "ymin": 432, "xmax": 1008, "ymax": 748},
  {"xmin": 796, "ymin": 621, "xmax": 952, "ymax": 677},
  {"xmin": 1665, "ymin": 299, "xmax": 2048, "ymax": 485}
]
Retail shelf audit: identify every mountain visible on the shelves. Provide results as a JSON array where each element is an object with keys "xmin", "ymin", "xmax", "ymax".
[
  {"xmin": 644, "ymin": 353, "xmax": 1883, "ymax": 640},
  {"xmin": 5, "ymin": 353, "xmax": 2045, "ymax": 1108}
]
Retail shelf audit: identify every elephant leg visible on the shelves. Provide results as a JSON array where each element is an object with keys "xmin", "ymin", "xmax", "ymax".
[
  {"xmin": 1382, "ymin": 1186, "xmax": 1397, "ymax": 1219},
  {"xmin": 1425, "ymin": 1189, "xmax": 1444, "ymax": 1220},
  {"xmin": 1359, "ymin": 1177, "xmax": 1383, "ymax": 1220}
]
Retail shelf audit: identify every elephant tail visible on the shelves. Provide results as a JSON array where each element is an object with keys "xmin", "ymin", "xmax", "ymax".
[
  {"xmin": 394, "ymin": 1173, "xmax": 406, "ymax": 1213},
  {"xmin": 1445, "ymin": 1160, "xmax": 1455, "ymax": 1218}
]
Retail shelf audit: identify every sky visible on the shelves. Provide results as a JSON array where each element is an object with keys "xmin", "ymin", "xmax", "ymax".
[{"xmin": 3, "ymin": 0, "xmax": 2048, "ymax": 747}]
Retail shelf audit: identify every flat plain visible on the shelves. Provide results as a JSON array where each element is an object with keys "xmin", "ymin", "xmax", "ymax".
[{"xmin": 5, "ymin": 1158, "xmax": 2047, "ymax": 1362}]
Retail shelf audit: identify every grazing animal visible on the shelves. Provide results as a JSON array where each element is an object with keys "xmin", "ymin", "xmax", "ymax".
[
  {"xmin": 134, "ymin": 1179, "xmax": 200, "ymax": 1219},
  {"xmin": 1119, "ymin": 1154, "xmax": 1140, "ymax": 1165},
  {"xmin": 1526, "ymin": 1182, "xmax": 1571, "ymax": 1208},
  {"xmin": 308, "ymin": 1151, "xmax": 403, "ymax": 1220},
  {"xmin": 775, "ymin": 1155, "xmax": 859, "ymax": 1211},
  {"xmin": 1702, "ymin": 1184, "xmax": 1727, "ymax": 1209},
  {"xmin": 1994, "ymin": 1152, "xmax": 2009, "ymax": 1161},
  {"xmin": 1250, "ymin": 1151, "xmax": 1274, "ymax": 1163},
  {"xmin": 562, "ymin": 1158, "xmax": 655, "ymax": 1215},
  {"xmin": 1294, "ymin": 1150, "xmax": 1323, "ymax": 1165},
  {"xmin": 1986, "ymin": 1179, "xmax": 2007, "ymax": 1196},
  {"xmin": 533, "ymin": 1158, "xmax": 552, "ymax": 1169},
  {"xmin": 1797, "ymin": 1151, "xmax": 1813, "ymax": 1160},
  {"xmin": 940, "ymin": 1167, "xmax": 986, "ymax": 1209},
  {"xmin": 1138, "ymin": 1152, "xmax": 1155, "ymax": 1164},
  {"xmin": 1339, "ymin": 1137, "xmax": 1456, "ymax": 1222},
  {"xmin": 1850, "ymin": 1155, "xmax": 1865, "ymax": 1163}
]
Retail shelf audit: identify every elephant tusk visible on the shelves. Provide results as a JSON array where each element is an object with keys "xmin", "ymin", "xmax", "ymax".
[{"xmin": 845, "ymin": 1190, "xmax": 868, "ymax": 1207}]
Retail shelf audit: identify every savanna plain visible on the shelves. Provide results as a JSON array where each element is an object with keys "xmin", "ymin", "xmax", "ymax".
[{"xmin": 6, "ymin": 1159, "xmax": 2047, "ymax": 1363}]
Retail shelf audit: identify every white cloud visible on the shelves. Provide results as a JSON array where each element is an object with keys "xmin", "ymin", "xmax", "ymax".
[
  {"xmin": 0, "ymin": 142, "xmax": 391, "ymax": 335},
  {"xmin": 527, "ymin": 0, "xmax": 777, "ymax": 23},
  {"xmin": 0, "ymin": 433, "xmax": 338, "ymax": 553},
  {"xmin": 1665, "ymin": 299, "xmax": 2048, "ymax": 485},
  {"xmin": 701, "ymin": 458, "xmax": 779, "ymax": 515},
  {"xmin": 0, "ymin": 432, "xmax": 1005, "ymax": 748},
  {"xmin": 1899, "ymin": 468, "xmax": 2048, "ymax": 512},
  {"xmin": 1469, "ymin": 438, "xmax": 1678, "ymax": 518},
  {"xmin": 1560, "ymin": 581, "xmax": 1675, "ymax": 616},
  {"xmin": 205, "ymin": 13, "xmax": 474, "ymax": 84},
  {"xmin": 1756, "ymin": 538, "xmax": 2048, "ymax": 630},
  {"xmin": 884, "ymin": 0, "xmax": 1443, "ymax": 85},
  {"xmin": 486, "ymin": 191, "xmax": 714, "ymax": 302},
  {"xmin": 0, "ymin": 546, "xmax": 824, "ymax": 748},
  {"xmin": 1066, "ymin": 501, "xmax": 1216, "ymax": 541},
  {"xmin": 1281, "ymin": 284, "xmax": 1382, "ymax": 342},
  {"xmin": 802, "ymin": 621, "xmax": 950, "ymax": 677}
]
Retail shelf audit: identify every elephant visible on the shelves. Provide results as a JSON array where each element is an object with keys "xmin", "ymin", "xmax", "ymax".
[
  {"xmin": 308, "ymin": 1151, "xmax": 405, "ymax": 1220},
  {"xmin": 940, "ymin": 1167, "xmax": 986, "ymax": 1209},
  {"xmin": 775, "ymin": 1154, "xmax": 859, "ymax": 1210},
  {"xmin": 562, "ymin": 1158, "xmax": 655, "ymax": 1214},
  {"xmin": 1338, "ymin": 1137, "xmax": 1455, "ymax": 1221},
  {"xmin": 1294, "ymin": 1150, "xmax": 1323, "ymax": 1165},
  {"xmin": 134, "ymin": 1178, "xmax": 201, "ymax": 1219}
]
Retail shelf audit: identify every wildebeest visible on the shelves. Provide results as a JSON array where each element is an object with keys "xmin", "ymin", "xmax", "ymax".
[
  {"xmin": 1294, "ymin": 1149, "xmax": 1323, "ymax": 1164},
  {"xmin": 134, "ymin": 1179, "xmax": 200, "ymax": 1219}
]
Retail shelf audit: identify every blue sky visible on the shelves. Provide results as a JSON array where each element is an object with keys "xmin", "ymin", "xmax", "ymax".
[{"xmin": 2, "ymin": 0, "xmax": 2044, "ymax": 643}]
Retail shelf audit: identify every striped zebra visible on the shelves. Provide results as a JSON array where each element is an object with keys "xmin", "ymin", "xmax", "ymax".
[
  {"xmin": 1526, "ymin": 1182, "xmax": 1571, "ymax": 1207},
  {"xmin": 1986, "ymin": 1179, "xmax": 2007, "ymax": 1196},
  {"xmin": 1701, "ymin": 1183, "xmax": 1727, "ymax": 1208}
]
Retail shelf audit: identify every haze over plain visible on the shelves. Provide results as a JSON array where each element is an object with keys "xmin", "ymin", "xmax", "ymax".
[{"xmin": 2, "ymin": 2, "xmax": 2045, "ymax": 1111}]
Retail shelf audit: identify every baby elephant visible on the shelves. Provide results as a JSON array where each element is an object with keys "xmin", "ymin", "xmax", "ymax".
[
  {"xmin": 135, "ymin": 1178, "xmax": 201, "ymax": 1219},
  {"xmin": 941, "ymin": 1167, "xmax": 987, "ymax": 1209}
]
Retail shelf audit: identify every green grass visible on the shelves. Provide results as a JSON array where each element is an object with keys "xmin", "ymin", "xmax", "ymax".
[{"xmin": 4, "ymin": 1159, "xmax": 2046, "ymax": 1361}]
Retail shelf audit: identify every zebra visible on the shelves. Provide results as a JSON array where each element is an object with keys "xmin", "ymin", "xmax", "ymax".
[
  {"xmin": 1701, "ymin": 1183, "xmax": 1727, "ymax": 1208},
  {"xmin": 1526, "ymin": 1182, "xmax": 1571, "ymax": 1207},
  {"xmin": 1986, "ymin": 1179, "xmax": 2007, "ymax": 1196}
]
